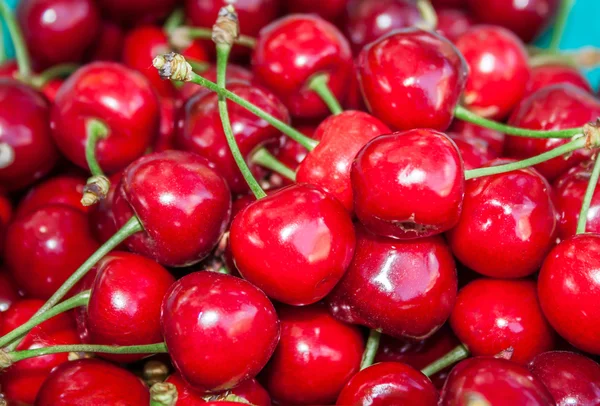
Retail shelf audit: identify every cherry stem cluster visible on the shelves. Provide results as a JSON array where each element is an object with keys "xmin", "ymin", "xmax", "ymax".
[
  {"xmin": 421, "ymin": 344, "xmax": 469, "ymax": 377},
  {"xmin": 360, "ymin": 329, "xmax": 381, "ymax": 370},
  {"xmin": 577, "ymin": 154, "xmax": 600, "ymax": 234},
  {"xmin": 0, "ymin": 0, "xmax": 31, "ymax": 78}
]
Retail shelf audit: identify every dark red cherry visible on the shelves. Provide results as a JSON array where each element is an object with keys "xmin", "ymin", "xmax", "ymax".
[
  {"xmin": 436, "ymin": 7, "xmax": 474, "ymax": 42},
  {"xmin": 456, "ymin": 25, "xmax": 530, "ymax": 120},
  {"xmin": 439, "ymin": 357, "xmax": 554, "ymax": 405},
  {"xmin": 0, "ymin": 193, "xmax": 14, "ymax": 256},
  {"xmin": 252, "ymin": 14, "xmax": 353, "ymax": 118},
  {"xmin": 153, "ymin": 96, "xmax": 178, "ymax": 152},
  {"xmin": 0, "ymin": 269, "xmax": 21, "ymax": 311},
  {"xmin": 447, "ymin": 159, "xmax": 557, "ymax": 278},
  {"xmin": 450, "ymin": 279, "xmax": 556, "ymax": 364},
  {"xmin": 230, "ymin": 183, "xmax": 356, "ymax": 305},
  {"xmin": 17, "ymin": 0, "xmax": 101, "ymax": 68},
  {"xmin": 162, "ymin": 271, "xmax": 279, "ymax": 392},
  {"xmin": 0, "ymin": 79, "xmax": 58, "ymax": 191},
  {"xmin": 528, "ymin": 351, "xmax": 600, "ymax": 405},
  {"xmin": 286, "ymin": 0, "xmax": 349, "ymax": 22},
  {"xmin": 95, "ymin": 0, "xmax": 177, "ymax": 25},
  {"xmin": 505, "ymin": 84, "xmax": 600, "ymax": 181},
  {"xmin": 16, "ymin": 174, "xmax": 87, "ymax": 217},
  {"xmin": 466, "ymin": 0, "xmax": 559, "ymax": 43},
  {"xmin": 336, "ymin": 362, "xmax": 438, "ymax": 406},
  {"xmin": 88, "ymin": 172, "xmax": 121, "ymax": 245},
  {"xmin": 352, "ymin": 129, "xmax": 464, "ymax": 239},
  {"xmin": 296, "ymin": 111, "xmax": 390, "ymax": 211},
  {"xmin": 35, "ymin": 358, "xmax": 149, "ymax": 405},
  {"xmin": 431, "ymin": 0, "xmax": 466, "ymax": 7},
  {"xmin": 177, "ymin": 82, "xmax": 290, "ymax": 194},
  {"xmin": 263, "ymin": 304, "xmax": 363, "ymax": 405},
  {"xmin": 449, "ymin": 133, "xmax": 497, "ymax": 170},
  {"xmin": 5, "ymin": 205, "xmax": 99, "ymax": 299},
  {"xmin": 85, "ymin": 21, "xmax": 124, "ymax": 62},
  {"xmin": 51, "ymin": 62, "xmax": 160, "ymax": 174},
  {"xmin": 538, "ymin": 234, "xmax": 600, "ymax": 355},
  {"xmin": 526, "ymin": 64, "xmax": 593, "ymax": 97},
  {"xmin": 450, "ymin": 119, "xmax": 505, "ymax": 156},
  {"xmin": 357, "ymin": 28, "xmax": 468, "ymax": 131},
  {"xmin": 328, "ymin": 226, "xmax": 457, "ymax": 339},
  {"xmin": 269, "ymin": 125, "xmax": 314, "ymax": 178}
]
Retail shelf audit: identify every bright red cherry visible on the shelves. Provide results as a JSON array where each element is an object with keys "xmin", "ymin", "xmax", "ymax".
[
  {"xmin": 17, "ymin": 0, "xmax": 101, "ymax": 68},
  {"xmin": 456, "ymin": 25, "xmax": 530, "ymax": 120},
  {"xmin": 0, "ymin": 60, "xmax": 18, "ymax": 79},
  {"xmin": 16, "ymin": 174, "xmax": 87, "ymax": 217},
  {"xmin": 528, "ymin": 351, "xmax": 600, "ymax": 405},
  {"xmin": 296, "ymin": 111, "xmax": 390, "ymax": 211},
  {"xmin": 439, "ymin": 357, "xmax": 554, "ymax": 405},
  {"xmin": 35, "ymin": 358, "xmax": 150, "ymax": 405},
  {"xmin": 285, "ymin": 0, "xmax": 348, "ymax": 22},
  {"xmin": 450, "ymin": 279, "xmax": 556, "ymax": 364},
  {"xmin": 0, "ymin": 80, "xmax": 58, "ymax": 191},
  {"xmin": 88, "ymin": 172, "xmax": 122, "ymax": 245},
  {"xmin": 449, "ymin": 133, "xmax": 497, "ymax": 170},
  {"xmin": 263, "ymin": 304, "xmax": 363, "ymax": 405},
  {"xmin": 538, "ymin": 234, "xmax": 600, "ymax": 355},
  {"xmin": 51, "ymin": 62, "xmax": 160, "ymax": 174},
  {"xmin": 436, "ymin": 7, "xmax": 474, "ymax": 42},
  {"xmin": 328, "ymin": 226, "xmax": 457, "ymax": 339},
  {"xmin": 85, "ymin": 21, "xmax": 124, "ymax": 62},
  {"xmin": 447, "ymin": 159, "xmax": 557, "ymax": 278},
  {"xmin": 505, "ymin": 84, "xmax": 600, "ymax": 181},
  {"xmin": 95, "ymin": 0, "xmax": 177, "ymax": 25},
  {"xmin": 113, "ymin": 151, "xmax": 231, "ymax": 267},
  {"xmin": 450, "ymin": 119, "xmax": 505, "ymax": 156},
  {"xmin": 162, "ymin": 271, "xmax": 279, "ymax": 392},
  {"xmin": 230, "ymin": 184, "xmax": 356, "ymax": 305},
  {"xmin": 252, "ymin": 14, "xmax": 353, "ymax": 119},
  {"xmin": 4, "ymin": 205, "xmax": 99, "ymax": 299},
  {"xmin": 352, "ymin": 129, "xmax": 464, "ymax": 240},
  {"xmin": 357, "ymin": 28, "xmax": 468, "ymax": 131},
  {"xmin": 526, "ymin": 64, "xmax": 593, "ymax": 97}
]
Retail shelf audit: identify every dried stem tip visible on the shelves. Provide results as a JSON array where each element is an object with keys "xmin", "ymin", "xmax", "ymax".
[
  {"xmin": 0, "ymin": 350, "xmax": 12, "ymax": 370},
  {"xmin": 169, "ymin": 26, "xmax": 192, "ymax": 51},
  {"xmin": 584, "ymin": 119, "xmax": 600, "ymax": 150},
  {"xmin": 81, "ymin": 175, "xmax": 111, "ymax": 207},
  {"xmin": 212, "ymin": 5, "xmax": 239, "ymax": 46},
  {"xmin": 150, "ymin": 382, "xmax": 178, "ymax": 406},
  {"xmin": 153, "ymin": 52, "xmax": 193, "ymax": 82}
]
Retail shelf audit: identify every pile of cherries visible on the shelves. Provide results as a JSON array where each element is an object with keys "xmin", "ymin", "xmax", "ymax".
[{"xmin": 2, "ymin": 0, "xmax": 600, "ymax": 404}]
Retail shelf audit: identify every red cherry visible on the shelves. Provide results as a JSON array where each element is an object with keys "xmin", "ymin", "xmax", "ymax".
[
  {"xmin": 35, "ymin": 358, "xmax": 150, "ymax": 405},
  {"xmin": 528, "ymin": 351, "xmax": 600, "ymax": 405},
  {"xmin": 450, "ymin": 119, "xmax": 505, "ymax": 156},
  {"xmin": 352, "ymin": 129, "xmax": 465, "ymax": 240},
  {"xmin": 328, "ymin": 226, "xmax": 457, "ymax": 339},
  {"xmin": 450, "ymin": 279, "xmax": 556, "ymax": 364},
  {"xmin": 269, "ymin": 125, "xmax": 314, "ymax": 174},
  {"xmin": 0, "ymin": 60, "xmax": 18, "ymax": 79},
  {"xmin": 263, "ymin": 304, "xmax": 363, "ymax": 405},
  {"xmin": 435, "ymin": 7, "xmax": 474, "ymax": 42},
  {"xmin": 526, "ymin": 64, "xmax": 593, "ymax": 97},
  {"xmin": 439, "ymin": 357, "xmax": 554, "ymax": 405},
  {"xmin": 0, "ymin": 269, "xmax": 21, "ymax": 311},
  {"xmin": 286, "ymin": 0, "xmax": 349, "ymax": 22},
  {"xmin": 230, "ymin": 183, "xmax": 356, "ymax": 305},
  {"xmin": 0, "ymin": 80, "xmax": 58, "ymax": 191},
  {"xmin": 0, "ymin": 194, "xmax": 14, "ymax": 257},
  {"xmin": 153, "ymin": 96, "xmax": 178, "ymax": 152},
  {"xmin": 85, "ymin": 21, "xmax": 124, "ymax": 62},
  {"xmin": 447, "ymin": 159, "xmax": 557, "ymax": 278},
  {"xmin": 336, "ymin": 362, "xmax": 439, "ymax": 406},
  {"xmin": 113, "ymin": 151, "xmax": 231, "ymax": 267},
  {"xmin": 87, "ymin": 172, "xmax": 122, "ymax": 245},
  {"xmin": 455, "ymin": 25, "xmax": 530, "ymax": 120},
  {"xmin": 51, "ymin": 62, "xmax": 160, "ymax": 174},
  {"xmin": 252, "ymin": 14, "xmax": 353, "ymax": 118},
  {"xmin": 449, "ymin": 133, "xmax": 497, "ymax": 170},
  {"xmin": 16, "ymin": 174, "xmax": 88, "ymax": 217},
  {"xmin": 538, "ymin": 234, "xmax": 600, "ymax": 354},
  {"xmin": 17, "ymin": 0, "xmax": 101, "ymax": 68},
  {"xmin": 161, "ymin": 271, "xmax": 279, "ymax": 392},
  {"xmin": 5, "ymin": 205, "xmax": 99, "ymax": 299},
  {"xmin": 505, "ymin": 84, "xmax": 600, "ymax": 181},
  {"xmin": 431, "ymin": 0, "xmax": 466, "ymax": 7},
  {"xmin": 357, "ymin": 29, "xmax": 468, "ymax": 131},
  {"xmin": 95, "ymin": 0, "xmax": 177, "ymax": 25}
]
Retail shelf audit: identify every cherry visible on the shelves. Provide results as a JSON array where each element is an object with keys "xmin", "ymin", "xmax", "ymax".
[
  {"xmin": 538, "ymin": 233, "xmax": 600, "ymax": 355},
  {"xmin": 0, "ymin": 60, "xmax": 19, "ymax": 79},
  {"xmin": 15, "ymin": 174, "xmax": 88, "ymax": 217},
  {"xmin": 526, "ymin": 64, "xmax": 593, "ymax": 97},
  {"xmin": 0, "ymin": 269, "xmax": 21, "ymax": 311},
  {"xmin": 449, "ymin": 133, "xmax": 497, "ymax": 170},
  {"xmin": 154, "ymin": 96, "xmax": 178, "ymax": 152},
  {"xmin": 113, "ymin": 151, "xmax": 231, "ymax": 267},
  {"xmin": 4, "ymin": 205, "xmax": 99, "ymax": 299},
  {"xmin": 17, "ymin": 0, "xmax": 101, "ymax": 68},
  {"xmin": 439, "ymin": 356, "xmax": 554, "ymax": 405},
  {"xmin": 296, "ymin": 111, "xmax": 390, "ymax": 211},
  {"xmin": 450, "ymin": 279, "xmax": 556, "ymax": 364},
  {"xmin": 39, "ymin": 78, "xmax": 63, "ymax": 102},
  {"xmin": 357, "ymin": 28, "xmax": 468, "ymax": 131},
  {"xmin": 268, "ymin": 125, "xmax": 314, "ymax": 178},
  {"xmin": 435, "ymin": 7, "xmax": 474, "ymax": 42},
  {"xmin": 450, "ymin": 119, "xmax": 505, "ymax": 156},
  {"xmin": 161, "ymin": 271, "xmax": 279, "ymax": 392},
  {"xmin": 431, "ymin": 0, "xmax": 466, "ymax": 7},
  {"xmin": 95, "ymin": 0, "xmax": 177, "ymax": 25},
  {"xmin": 252, "ymin": 14, "xmax": 353, "ymax": 119},
  {"xmin": 505, "ymin": 84, "xmax": 600, "ymax": 181},
  {"xmin": 352, "ymin": 129, "xmax": 464, "ymax": 240},
  {"xmin": 336, "ymin": 362, "xmax": 439, "ymax": 406},
  {"xmin": 286, "ymin": 0, "xmax": 349, "ymax": 22},
  {"xmin": 87, "ymin": 172, "xmax": 121, "ymax": 245},
  {"xmin": 455, "ymin": 25, "xmax": 530, "ymax": 120},
  {"xmin": 230, "ymin": 183, "xmax": 356, "ymax": 305},
  {"xmin": 328, "ymin": 226, "xmax": 457, "ymax": 339},
  {"xmin": 0, "ymin": 194, "xmax": 14, "ymax": 257},
  {"xmin": 0, "ymin": 79, "xmax": 58, "ymax": 191},
  {"xmin": 35, "ymin": 358, "xmax": 150, "ymax": 405},
  {"xmin": 84, "ymin": 21, "xmax": 124, "ymax": 62},
  {"xmin": 528, "ymin": 351, "xmax": 600, "ymax": 405},
  {"xmin": 262, "ymin": 304, "xmax": 364, "ymax": 405},
  {"xmin": 447, "ymin": 159, "xmax": 557, "ymax": 278},
  {"xmin": 51, "ymin": 62, "xmax": 160, "ymax": 174}
]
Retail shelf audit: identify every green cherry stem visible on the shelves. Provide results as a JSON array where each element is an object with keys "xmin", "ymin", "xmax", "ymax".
[
  {"xmin": 0, "ymin": 0, "xmax": 32, "ymax": 78},
  {"xmin": 416, "ymin": 0, "xmax": 438, "ymax": 30},
  {"xmin": 29, "ymin": 63, "xmax": 79, "ymax": 87},
  {"xmin": 576, "ymin": 154, "xmax": 600, "ymax": 234},
  {"xmin": 0, "ymin": 20, "xmax": 6, "ymax": 64},
  {"xmin": 150, "ymin": 382, "xmax": 178, "ymax": 406},
  {"xmin": 251, "ymin": 148, "xmax": 297, "ymax": 182},
  {"xmin": 308, "ymin": 73, "xmax": 343, "ymax": 115},
  {"xmin": 164, "ymin": 8, "xmax": 185, "ymax": 34},
  {"xmin": 421, "ymin": 344, "xmax": 470, "ymax": 377},
  {"xmin": 179, "ymin": 26, "xmax": 257, "ymax": 48},
  {"xmin": 549, "ymin": 0, "xmax": 575, "ymax": 51},
  {"xmin": 360, "ymin": 329, "xmax": 381, "ymax": 370},
  {"xmin": 81, "ymin": 119, "xmax": 111, "ymax": 207}
]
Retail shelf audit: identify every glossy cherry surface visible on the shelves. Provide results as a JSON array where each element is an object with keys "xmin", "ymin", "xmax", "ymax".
[
  {"xmin": 451, "ymin": 279, "xmax": 556, "ymax": 364},
  {"xmin": 263, "ymin": 304, "xmax": 363, "ymax": 405},
  {"xmin": 436, "ymin": 7, "xmax": 474, "ymax": 42},
  {"xmin": 113, "ymin": 151, "xmax": 231, "ymax": 267},
  {"xmin": 450, "ymin": 120, "xmax": 505, "ymax": 156},
  {"xmin": 51, "ymin": 62, "xmax": 160, "ymax": 174},
  {"xmin": 252, "ymin": 14, "xmax": 353, "ymax": 118},
  {"xmin": 230, "ymin": 183, "xmax": 356, "ymax": 305},
  {"xmin": 352, "ymin": 129, "xmax": 464, "ymax": 240},
  {"xmin": 456, "ymin": 25, "xmax": 530, "ymax": 120},
  {"xmin": 95, "ymin": 0, "xmax": 177, "ymax": 25},
  {"xmin": 447, "ymin": 159, "xmax": 557, "ymax": 278},
  {"xmin": 538, "ymin": 234, "xmax": 600, "ymax": 354},
  {"xmin": 161, "ymin": 271, "xmax": 279, "ymax": 392},
  {"xmin": 449, "ymin": 133, "xmax": 497, "ymax": 170},
  {"xmin": 526, "ymin": 64, "xmax": 593, "ymax": 97},
  {"xmin": 357, "ymin": 28, "xmax": 467, "ymax": 131},
  {"xmin": 16, "ymin": 174, "xmax": 88, "ymax": 217}
]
